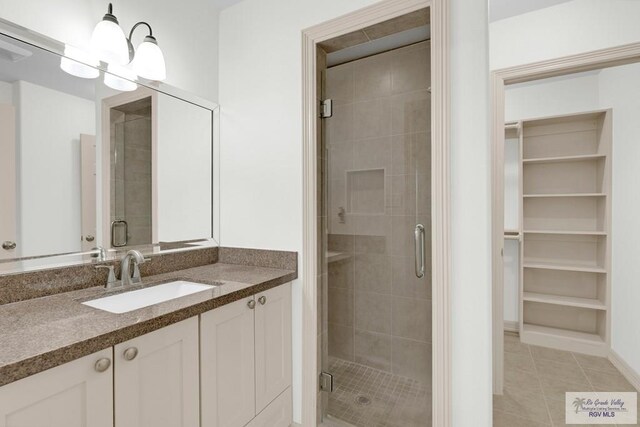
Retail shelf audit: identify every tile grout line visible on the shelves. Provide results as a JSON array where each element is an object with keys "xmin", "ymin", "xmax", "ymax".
[
  {"xmin": 570, "ymin": 353, "xmax": 622, "ymax": 427},
  {"xmin": 528, "ymin": 344, "xmax": 556, "ymax": 427},
  {"xmin": 571, "ymin": 352, "xmax": 596, "ymax": 390}
]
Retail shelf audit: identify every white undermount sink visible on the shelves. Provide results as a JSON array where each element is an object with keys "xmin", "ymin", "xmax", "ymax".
[{"xmin": 82, "ymin": 280, "xmax": 217, "ymax": 314}]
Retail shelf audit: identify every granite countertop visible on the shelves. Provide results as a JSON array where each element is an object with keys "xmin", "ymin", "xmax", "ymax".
[{"xmin": 0, "ymin": 262, "xmax": 296, "ymax": 387}]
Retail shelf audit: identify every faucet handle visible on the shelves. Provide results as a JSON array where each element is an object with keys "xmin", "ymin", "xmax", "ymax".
[{"xmin": 95, "ymin": 265, "xmax": 120, "ymax": 289}]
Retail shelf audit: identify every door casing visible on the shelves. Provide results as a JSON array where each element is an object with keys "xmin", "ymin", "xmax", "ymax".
[{"xmin": 301, "ymin": 0, "xmax": 452, "ymax": 425}]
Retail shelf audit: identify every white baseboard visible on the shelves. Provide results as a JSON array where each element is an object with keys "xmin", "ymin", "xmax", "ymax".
[
  {"xmin": 503, "ymin": 320, "xmax": 519, "ymax": 333},
  {"xmin": 609, "ymin": 349, "xmax": 640, "ymax": 392}
]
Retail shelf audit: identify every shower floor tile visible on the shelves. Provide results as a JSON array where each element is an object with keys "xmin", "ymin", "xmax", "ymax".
[{"xmin": 326, "ymin": 357, "xmax": 431, "ymax": 427}]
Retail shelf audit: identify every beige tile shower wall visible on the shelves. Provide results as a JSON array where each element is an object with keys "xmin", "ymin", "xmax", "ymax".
[
  {"xmin": 109, "ymin": 108, "xmax": 152, "ymax": 247},
  {"xmin": 122, "ymin": 116, "xmax": 152, "ymax": 246},
  {"xmin": 325, "ymin": 42, "xmax": 431, "ymax": 384}
]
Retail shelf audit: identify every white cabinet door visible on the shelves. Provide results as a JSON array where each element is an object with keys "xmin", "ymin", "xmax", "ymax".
[
  {"xmin": 246, "ymin": 387, "xmax": 292, "ymax": 427},
  {"xmin": 255, "ymin": 283, "xmax": 292, "ymax": 413},
  {"xmin": 201, "ymin": 296, "xmax": 256, "ymax": 427},
  {"xmin": 0, "ymin": 348, "xmax": 113, "ymax": 427},
  {"xmin": 114, "ymin": 317, "xmax": 199, "ymax": 427}
]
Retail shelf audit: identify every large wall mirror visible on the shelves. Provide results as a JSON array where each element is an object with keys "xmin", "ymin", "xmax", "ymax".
[{"xmin": 0, "ymin": 19, "xmax": 219, "ymax": 272}]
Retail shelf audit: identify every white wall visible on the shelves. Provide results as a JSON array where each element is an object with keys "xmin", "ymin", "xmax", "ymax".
[
  {"xmin": 13, "ymin": 80, "xmax": 95, "ymax": 257},
  {"xmin": 599, "ymin": 62, "xmax": 640, "ymax": 378},
  {"xmin": 490, "ymin": 0, "xmax": 640, "ymax": 70},
  {"xmin": 0, "ymin": 0, "xmax": 220, "ymax": 101},
  {"xmin": 505, "ymin": 72, "xmax": 600, "ymax": 122},
  {"xmin": 0, "ymin": 81, "xmax": 13, "ymax": 104},
  {"xmin": 450, "ymin": 0, "xmax": 491, "ymax": 426}
]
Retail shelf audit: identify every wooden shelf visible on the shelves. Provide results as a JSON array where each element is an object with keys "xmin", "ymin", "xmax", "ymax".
[
  {"xmin": 518, "ymin": 110, "xmax": 611, "ymax": 357},
  {"xmin": 523, "ymin": 193, "xmax": 606, "ymax": 198},
  {"xmin": 523, "ymin": 292, "xmax": 606, "ymax": 310},
  {"xmin": 521, "ymin": 324, "xmax": 605, "ymax": 344},
  {"xmin": 523, "ymin": 154, "xmax": 606, "ymax": 164},
  {"xmin": 523, "ymin": 196, "xmax": 606, "ymax": 233},
  {"xmin": 524, "ymin": 230, "xmax": 607, "ymax": 236},
  {"xmin": 523, "ymin": 263, "xmax": 606, "ymax": 273}
]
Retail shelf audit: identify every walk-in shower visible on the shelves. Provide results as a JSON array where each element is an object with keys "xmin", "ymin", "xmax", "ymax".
[{"xmin": 316, "ymin": 8, "xmax": 432, "ymax": 427}]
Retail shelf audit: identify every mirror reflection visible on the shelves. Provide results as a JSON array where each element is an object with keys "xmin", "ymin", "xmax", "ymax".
[{"xmin": 0, "ymin": 32, "xmax": 215, "ymax": 265}]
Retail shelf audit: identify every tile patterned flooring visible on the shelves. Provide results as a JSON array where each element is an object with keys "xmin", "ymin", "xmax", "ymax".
[
  {"xmin": 326, "ymin": 357, "xmax": 431, "ymax": 427},
  {"xmin": 494, "ymin": 333, "xmax": 639, "ymax": 427}
]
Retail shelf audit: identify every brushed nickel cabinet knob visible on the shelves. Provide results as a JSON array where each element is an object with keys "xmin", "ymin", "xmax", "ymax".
[
  {"xmin": 247, "ymin": 299, "xmax": 256, "ymax": 310},
  {"xmin": 2, "ymin": 241, "xmax": 16, "ymax": 250},
  {"xmin": 94, "ymin": 358, "xmax": 111, "ymax": 372},
  {"xmin": 123, "ymin": 347, "xmax": 138, "ymax": 361},
  {"xmin": 258, "ymin": 296, "xmax": 266, "ymax": 305}
]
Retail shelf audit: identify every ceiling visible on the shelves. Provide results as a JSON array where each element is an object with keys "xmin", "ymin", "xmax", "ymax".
[{"xmin": 489, "ymin": 0, "xmax": 574, "ymax": 22}]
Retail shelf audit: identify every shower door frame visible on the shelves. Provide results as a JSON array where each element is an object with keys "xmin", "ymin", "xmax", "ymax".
[{"xmin": 301, "ymin": 0, "xmax": 451, "ymax": 425}]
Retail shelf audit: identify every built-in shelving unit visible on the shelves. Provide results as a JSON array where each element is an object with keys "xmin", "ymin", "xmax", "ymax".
[{"xmin": 516, "ymin": 110, "xmax": 612, "ymax": 356}]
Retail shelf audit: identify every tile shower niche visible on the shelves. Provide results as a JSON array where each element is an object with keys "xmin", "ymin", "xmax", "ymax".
[{"xmin": 346, "ymin": 169, "xmax": 385, "ymax": 214}]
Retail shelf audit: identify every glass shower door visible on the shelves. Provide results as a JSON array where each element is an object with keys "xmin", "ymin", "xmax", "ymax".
[{"xmin": 322, "ymin": 40, "xmax": 432, "ymax": 427}]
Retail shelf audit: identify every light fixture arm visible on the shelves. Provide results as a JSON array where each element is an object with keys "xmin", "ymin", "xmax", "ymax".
[
  {"xmin": 126, "ymin": 21, "xmax": 157, "ymax": 62},
  {"xmin": 128, "ymin": 21, "xmax": 153, "ymax": 41}
]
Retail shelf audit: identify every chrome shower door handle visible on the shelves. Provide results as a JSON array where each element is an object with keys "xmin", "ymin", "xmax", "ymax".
[
  {"xmin": 111, "ymin": 220, "xmax": 128, "ymax": 247},
  {"xmin": 414, "ymin": 224, "xmax": 425, "ymax": 278}
]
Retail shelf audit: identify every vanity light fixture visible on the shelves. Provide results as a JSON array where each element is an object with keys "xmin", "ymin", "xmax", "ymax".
[
  {"xmin": 104, "ymin": 63, "xmax": 138, "ymax": 92},
  {"xmin": 60, "ymin": 2, "xmax": 166, "ymax": 87},
  {"xmin": 127, "ymin": 23, "xmax": 166, "ymax": 81},
  {"xmin": 90, "ymin": 3, "xmax": 129, "ymax": 65},
  {"xmin": 90, "ymin": 3, "xmax": 167, "ymax": 81},
  {"xmin": 59, "ymin": 45, "xmax": 100, "ymax": 79}
]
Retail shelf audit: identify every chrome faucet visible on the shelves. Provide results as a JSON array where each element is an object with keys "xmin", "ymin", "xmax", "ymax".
[{"xmin": 120, "ymin": 250, "xmax": 146, "ymax": 287}]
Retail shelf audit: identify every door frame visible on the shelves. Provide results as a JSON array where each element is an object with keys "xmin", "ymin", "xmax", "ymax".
[
  {"xmin": 491, "ymin": 42, "xmax": 640, "ymax": 394},
  {"xmin": 301, "ymin": 0, "xmax": 451, "ymax": 425}
]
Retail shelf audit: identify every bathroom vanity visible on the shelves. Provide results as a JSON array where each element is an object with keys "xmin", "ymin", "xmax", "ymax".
[
  {"xmin": 0, "ymin": 247, "xmax": 296, "ymax": 427},
  {"xmin": 0, "ymin": 15, "xmax": 295, "ymax": 427}
]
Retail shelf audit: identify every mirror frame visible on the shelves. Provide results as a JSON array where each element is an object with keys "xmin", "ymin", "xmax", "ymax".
[{"xmin": 0, "ymin": 17, "xmax": 220, "ymax": 273}]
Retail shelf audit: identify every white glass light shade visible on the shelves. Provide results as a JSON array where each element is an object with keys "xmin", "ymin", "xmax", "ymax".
[
  {"xmin": 90, "ymin": 19, "xmax": 129, "ymax": 65},
  {"xmin": 60, "ymin": 45, "xmax": 99, "ymax": 79},
  {"xmin": 132, "ymin": 39, "xmax": 166, "ymax": 81},
  {"xmin": 104, "ymin": 63, "xmax": 138, "ymax": 92}
]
